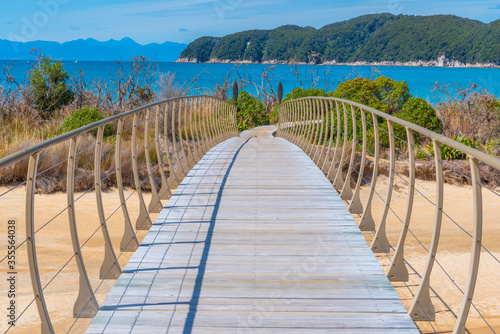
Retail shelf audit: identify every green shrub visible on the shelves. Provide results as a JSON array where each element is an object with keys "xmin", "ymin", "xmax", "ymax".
[
  {"xmin": 379, "ymin": 97, "xmax": 443, "ymax": 148},
  {"xmin": 332, "ymin": 76, "xmax": 410, "ymax": 115},
  {"xmin": 486, "ymin": 139, "xmax": 500, "ymax": 156},
  {"xmin": 62, "ymin": 107, "xmax": 112, "ymax": 136},
  {"xmin": 29, "ymin": 54, "xmax": 74, "ymax": 119},
  {"xmin": 269, "ymin": 107, "xmax": 280, "ymax": 124},
  {"xmin": 232, "ymin": 90, "xmax": 269, "ymax": 131},
  {"xmin": 428, "ymin": 135, "xmax": 480, "ymax": 160}
]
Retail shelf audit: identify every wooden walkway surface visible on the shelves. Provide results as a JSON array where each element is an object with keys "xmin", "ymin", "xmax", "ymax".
[{"xmin": 86, "ymin": 126, "xmax": 419, "ymax": 333}]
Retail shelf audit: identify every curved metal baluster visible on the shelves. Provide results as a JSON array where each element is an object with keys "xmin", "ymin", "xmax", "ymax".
[
  {"xmin": 219, "ymin": 100, "xmax": 227, "ymax": 141},
  {"xmin": 285, "ymin": 103, "xmax": 293, "ymax": 142},
  {"xmin": 387, "ymin": 127, "xmax": 416, "ymax": 281},
  {"xmin": 145, "ymin": 108, "xmax": 163, "ymax": 213},
  {"xmin": 282, "ymin": 103, "xmax": 290, "ymax": 141},
  {"xmin": 115, "ymin": 120, "xmax": 139, "ymax": 252},
  {"xmin": 229, "ymin": 102, "xmax": 236, "ymax": 138},
  {"xmin": 164, "ymin": 102, "xmax": 180, "ymax": 189},
  {"xmin": 308, "ymin": 98, "xmax": 318, "ymax": 155},
  {"xmin": 307, "ymin": 99, "xmax": 318, "ymax": 158},
  {"xmin": 95, "ymin": 126, "xmax": 122, "ymax": 279},
  {"xmin": 305, "ymin": 99, "xmax": 317, "ymax": 157},
  {"xmin": 155, "ymin": 104, "xmax": 173, "ymax": 201},
  {"xmin": 283, "ymin": 102, "xmax": 291, "ymax": 141},
  {"xmin": 319, "ymin": 99, "xmax": 331, "ymax": 174},
  {"xmin": 67, "ymin": 137, "xmax": 99, "ymax": 317},
  {"xmin": 225, "ymin": 102, "xmax": 233, "ymax": 139},
  {"xmin": 298, "ymin": 100, "xmax": 309, "ymax": 150},
  {"xmin": 171, "ymin": 100, "xmax": 187, "ymax": 182},
  {"xmin": 198, "ymin": 97, "xmax": 208, "ymax": 152},
  {"xmin": 348, "ymin": 107, "xmax": 368, "ymax": 215},
  {"xmin": 190, "ymin": 97, "xmax": 202, "ymax": 163},
  {"xmin": 370, "ymin": 119, "xmax": 394, "ymax": 254},
  {"xmin": 294, "ymin": 101, "xmax": 303, "ymax": 146},
  {"xmin": 340, "ymin": 104, "xmax": 356, "ymax": 202},
  {"xmin": 206, "ymin": 98, "xmax": 216, "ymax": 148},
  {"xmin": 214, "ymin": 100, "xmax": 223, "ymax": 144},
  {"xmin": 409, "ymin": 139, "xmax": 443, "ymax": 321},
  {"xmin": 209, "ymin": 99, "xmax": 218, "ymax": 144},
  {"xmin": 26, "ymin": 153, "xmax": 54, "ymax": 334},
  {"xmin": 178, "ymin": 98, "xmax": 191, "ymax": 173},
  {"xmin": 132, "ymin": 115, "xmax": 153, "ymax": 230},
  {"xmin": 215, "ymin": 100, "xmax": 223, "ymax": 143},
  {"xmin": 312, "ymin": 99, "xmax": 325, "ymax": 165},
  {"xmin": 197, "ymin": 97, "xmax": 207, "ymax": 154},
  {"xmin": 199, "ymin": 97, "xmax": 210, "ymax": 154},
  {"xmin": 314, "ymin": 98, "xmax": 325, "ymax": 164},
  {"xmin": 224, "ymin": 101, "xmax": 231, "ymax": 139},
  {"xmin": 283, "ymin": 102, "xmax": 297, "ymax": 143},
  {"xmin": 232, "ymin": 101, "xmax": 239, "ymax": 136},
  {"xmin": 453, "ymin": 157, "xmax": 483, "ymax": 334},
  {"xmin": 358, "ymin": 111, "xmax": 379, "ymax": 231},
  {"xmin": 220, "ymin": 101, "xmax": 228, "ymax": 140},
  {"xmin": 206, "ymin": 97, "xmax": 216, "ymax": 147},
  {"xmin": 326, "ymin": 101, "xmax": 341, "ymax": 182},
  {"xmin": 184, "ymin": 98, "xmax": 196, "ymax": 170},
  {"xmin": 333, "ymin": 102, "xmax": 349, "ymax": 191}
]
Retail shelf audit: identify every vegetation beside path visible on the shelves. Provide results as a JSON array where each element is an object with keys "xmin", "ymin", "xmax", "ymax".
[{"xmin": 1, "ymin": 53, "xmax": 499, "ymax": 192}]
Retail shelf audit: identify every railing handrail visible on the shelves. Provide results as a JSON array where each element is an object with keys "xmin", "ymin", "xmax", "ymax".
[
  {"xmin": 282, "ymin": 96, "xmax": 500, "ymax": 171},
  {"xmin": 0, "ymin": 95, "xmax": 229, "ymax": 169}
]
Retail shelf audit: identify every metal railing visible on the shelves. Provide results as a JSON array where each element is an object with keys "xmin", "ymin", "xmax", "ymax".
[
  {"xmin": 0, "ymin": 95, "xmax": 238, "ymax": 333},
  {"xmin": 277, "ymin": 97, "xmax": 500, "ymax": 334}
]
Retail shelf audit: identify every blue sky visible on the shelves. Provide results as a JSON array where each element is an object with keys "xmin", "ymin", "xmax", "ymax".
[{"xmin": 2, "ymin": 0, "xmax": 500, "ymax": 45}]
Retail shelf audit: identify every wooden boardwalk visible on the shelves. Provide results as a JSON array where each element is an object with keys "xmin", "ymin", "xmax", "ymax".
[{"xmin": 86, "ymin": 126, "xmax": 419, "ymax": 333}]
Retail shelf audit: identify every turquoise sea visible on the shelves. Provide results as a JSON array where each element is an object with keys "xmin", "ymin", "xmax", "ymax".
[{"xmin": 1, "ymin": 60, "xmax": 500, "ymax": 104}]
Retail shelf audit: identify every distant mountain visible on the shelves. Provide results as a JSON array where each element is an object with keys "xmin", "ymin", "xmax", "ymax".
[
  {"xmin": 178, "ymin": 14, "xmax": 500, "ymax": 67},
  {"xmin": 0, "ymin": 38, "xmax": 187, "ymax": 61}
]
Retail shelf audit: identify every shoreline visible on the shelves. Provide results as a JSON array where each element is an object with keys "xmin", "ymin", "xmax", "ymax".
[{"xmin": 176, "ymin": 57, "xmax": 500, "ymax": 69}]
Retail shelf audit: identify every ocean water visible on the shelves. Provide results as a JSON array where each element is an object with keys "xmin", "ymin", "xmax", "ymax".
[{"xmin": 1, "ymin": 60, "xmax": 499, "ymax": 104}]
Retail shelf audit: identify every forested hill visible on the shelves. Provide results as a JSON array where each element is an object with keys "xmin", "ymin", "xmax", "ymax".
[{"xmin": 178, "ymin": 14, "xmax": 500, "ymax": 66}]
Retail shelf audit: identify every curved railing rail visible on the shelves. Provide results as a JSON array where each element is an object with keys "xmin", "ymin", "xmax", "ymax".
[
  {"xmin": 0, "ymin": 95, "xmax": 238, "ymax": 333},
  {"xmin": 277, "ymin": 97, "xmax": 500, "ymax": 334}
]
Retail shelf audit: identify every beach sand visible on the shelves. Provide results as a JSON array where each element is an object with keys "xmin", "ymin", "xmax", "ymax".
[{"xmin": 358, "ymin": 175, "xmax": 500, "ymax": 333}]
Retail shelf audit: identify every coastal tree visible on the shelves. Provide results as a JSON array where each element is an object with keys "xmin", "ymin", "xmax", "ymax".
[{"xmin": 29, "ymin": 52, "xmax": 74, "ymax": 119}]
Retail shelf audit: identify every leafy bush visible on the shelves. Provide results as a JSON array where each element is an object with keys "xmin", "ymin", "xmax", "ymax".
[
  {"xmin": 486, "ymin": 139, "xmax": 500, "ymax": 156},
  {"xmin": 62, "ymin": 107, "xmax": 112, "ymax": 136},
  {"xmin": 233, "ymin": 90, "xmax": 269, "ymax": 131},
  {"xmin": 333, "ymin": 76, "xmax": 410, "ymax": 115},
  {"xmin": 380, "ymin": 97, "xmax": 443, "ymax": 148},
  {"xmin": 333, "ymin": 77, "xmax": 444, "ymax": 151},
  {"xmin": 29, "ymin": 54, "xmax": 74, "ymax": 119}
]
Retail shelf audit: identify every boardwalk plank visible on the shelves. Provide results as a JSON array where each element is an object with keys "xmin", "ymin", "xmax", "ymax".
[{"xmin": 86, "ymin": 126, "xmax": 419, "ymax": 333}]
